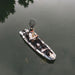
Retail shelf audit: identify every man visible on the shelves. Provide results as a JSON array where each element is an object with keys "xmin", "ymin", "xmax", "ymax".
[
  {"xmin": 29, "ymin": 28, "xmax": 43, "ymax": 47},
  {"xmin": 29, "ymin": 28, "xmax": 38, "ymax": 41}
]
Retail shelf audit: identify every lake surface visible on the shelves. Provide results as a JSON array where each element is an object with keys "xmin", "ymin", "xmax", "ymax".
[{"xmin": 0, "ymin": 0, "xmax": 75, "ymax": 75}]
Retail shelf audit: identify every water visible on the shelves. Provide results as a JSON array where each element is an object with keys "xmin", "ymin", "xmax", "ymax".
[{"xmin": 0, "ymin": 0, "xmax": 75, "ymax": 75}]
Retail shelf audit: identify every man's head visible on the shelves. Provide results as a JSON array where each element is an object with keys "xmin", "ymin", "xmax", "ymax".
[{"xmin": 30, "ymin": 28, "xmax": 34, "ymax": 32}]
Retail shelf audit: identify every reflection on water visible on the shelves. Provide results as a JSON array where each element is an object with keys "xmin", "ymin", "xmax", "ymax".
[
  {"xmin": 0, "ymin": 0, "xmax": 15, "ymax": 23},
  {"xmin": 0, "ymin": 0, "xmax": 34, "ymax": 23},
  {"xmin": 18, "ymin": 0, "xmax": 34, "ymax": 8}
]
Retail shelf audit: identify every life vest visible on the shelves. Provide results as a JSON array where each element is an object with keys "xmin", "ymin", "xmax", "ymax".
[{"xmin": 30, "ymin": 31, "xmax": 36, "ymax": 37}]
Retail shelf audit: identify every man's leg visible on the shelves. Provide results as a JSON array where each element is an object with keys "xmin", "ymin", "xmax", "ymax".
[
  {"xmin": 31, "ymin": 40, "xmax": 37, "ymax": 47},
  {"xmin": 36, "ymin": 39, "xmax": 43, "ymax": 45}
]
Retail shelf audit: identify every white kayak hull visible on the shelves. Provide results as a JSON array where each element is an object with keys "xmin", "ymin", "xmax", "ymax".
[{"xmin": 19, "ymin": 28, "xmax": 56, "ymax": 61}]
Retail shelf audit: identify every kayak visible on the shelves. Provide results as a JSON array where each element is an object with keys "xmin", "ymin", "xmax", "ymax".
[{"xmin": 19, "ymin": 28, "xmax": 56, "ymax": 61}]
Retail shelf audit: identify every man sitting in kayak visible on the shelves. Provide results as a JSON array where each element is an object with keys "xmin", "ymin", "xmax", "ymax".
[{"xmin": 29, "ymin": 28, "xmax": 43, "ymax": 47}]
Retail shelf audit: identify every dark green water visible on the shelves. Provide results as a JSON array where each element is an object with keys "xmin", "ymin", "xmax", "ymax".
[{"xmin": 0, "ymin": 0, "xmax": 75, "ymax": 75}]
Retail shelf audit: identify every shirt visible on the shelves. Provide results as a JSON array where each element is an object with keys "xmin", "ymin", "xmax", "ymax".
[{"xmin": 29, "ymin": 32, "xmax": 37, "ymax": 40}]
